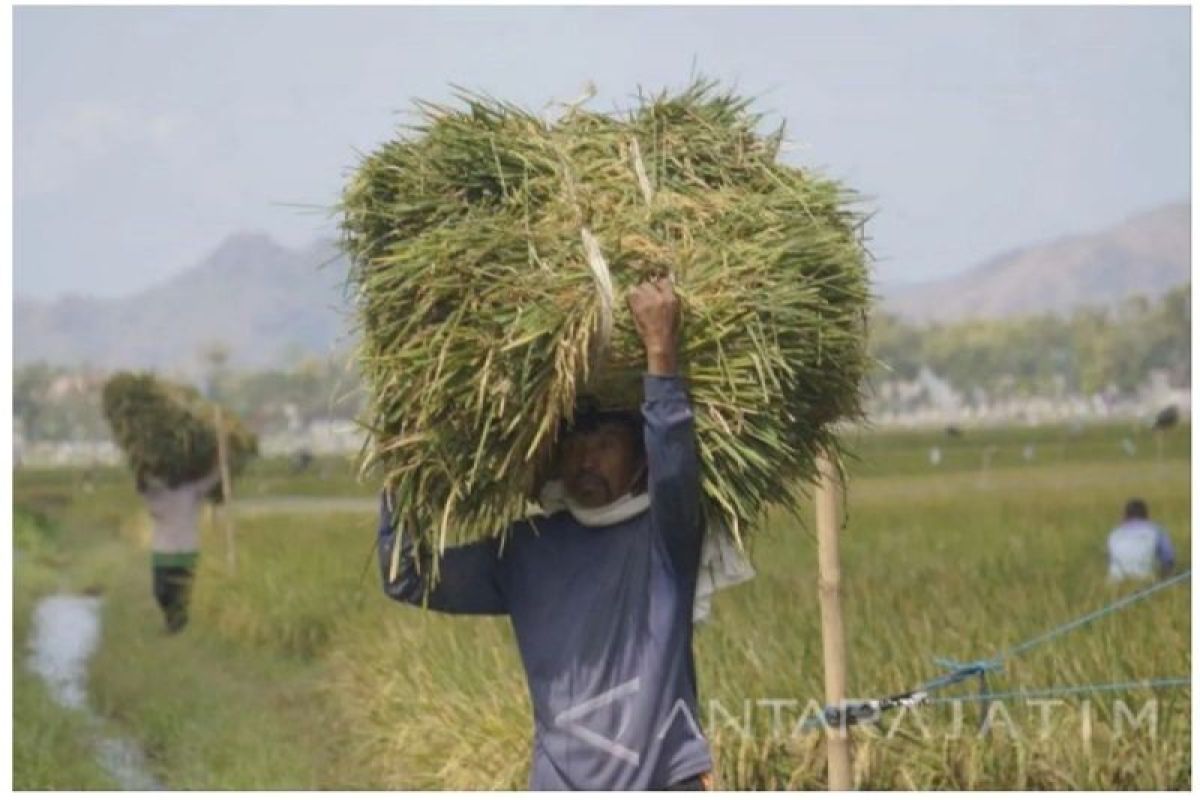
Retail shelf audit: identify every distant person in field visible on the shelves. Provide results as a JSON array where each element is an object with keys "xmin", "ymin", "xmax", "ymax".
[
  {"xmin": 377, "ymin": 277, "xmax": 715, "ymax": 790},
  {"xmin": 136, "ymin": 463, "xmax": 222, "ymax": 633},
  {"xmin": 1107, "ymin": 498, "xmax": 1175, "ymax": 582}
]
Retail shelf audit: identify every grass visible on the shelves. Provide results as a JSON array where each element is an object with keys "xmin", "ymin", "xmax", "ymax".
[
  {"xmin": 12, "ymin": 469, "xmax": 362, "ymax": 789},
  {"xmin": 12, "ymin": 420, "xmax": 1191, "ymax": 789},
  {"xmin": 703, "ymin": 456, "xmax": 1190, "ymax": 789},
  {"xmin": 12, "ymin": 508, "xmax": 118, "ymax": 790},
  {"xmin": 12, "ymin": 669, "xmax": 120, "ymax": 790},
  {"xmin": 86, "ymin": 562, "xmax": 349, "ymax": 789}
]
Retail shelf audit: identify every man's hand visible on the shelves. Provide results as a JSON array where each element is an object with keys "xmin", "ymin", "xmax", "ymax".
[{"xmin": 626, "ymin": 276, "xmax": 679, "ymax": 376}]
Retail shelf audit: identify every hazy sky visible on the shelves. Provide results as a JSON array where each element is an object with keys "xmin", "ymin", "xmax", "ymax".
[{"xmin": 14, "ymin": 5, "xmax": 1190, "ymax": 299}]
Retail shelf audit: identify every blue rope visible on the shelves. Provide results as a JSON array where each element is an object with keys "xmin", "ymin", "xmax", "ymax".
[
  {"xmin": 998, "ymin": 570, "xmax": 1191, "ymax": 661},
  {"xmin": 929, "ymin": 677, "xmax": 1191, "ymax": 705},
  {"xmin": 921, "ymin": 570, "xmax": 1191, "ymax": 693},
  {"xmin": 921, "ymin": 658, "xmax": 1003, "ymax": 692},
  {"xmin": 807, "ymin": 571, "xmax": 1191, "ymax": 732}
]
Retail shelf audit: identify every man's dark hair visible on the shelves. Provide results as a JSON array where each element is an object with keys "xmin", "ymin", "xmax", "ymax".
[
  {"xmin": 567, "ymin": 408, "xmax": 642, "ymax": 434},
  {"xmin": 559, "ymin": 402, "xmax": 645, "ymax": 458},
  {"xmin": 1124, "ymin": 498, "xmax": 1149, "ymax": 520}
]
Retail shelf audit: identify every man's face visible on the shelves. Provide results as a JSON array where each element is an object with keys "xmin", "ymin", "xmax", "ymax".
[{"xmin": 558, "ymin": 421, "xmax": 643, "ymax": 509}]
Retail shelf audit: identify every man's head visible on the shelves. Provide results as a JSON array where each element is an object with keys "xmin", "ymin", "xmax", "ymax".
[
  {"xmin": 557, "ymin": 408, "xmax": 646, "ymax": 509},
  {"xmin": 1124, "ymin": 498, "xmax": 1149, "ymax": 521}
]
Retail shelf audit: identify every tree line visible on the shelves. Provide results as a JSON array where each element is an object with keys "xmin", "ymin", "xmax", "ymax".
[
  {"xmin": 868, "ymin": 285, "xmax": 1189, "ymax": 399},
  {"xmin": 12, "ymin": 285, "xmax": 1190, "ymax": 442},
  {"xmin": 13, "ymin": 357, "xmax": 364, "ymax": 443}
]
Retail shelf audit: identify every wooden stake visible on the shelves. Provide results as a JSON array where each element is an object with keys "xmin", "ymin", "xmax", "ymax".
[
  {"xmin": 214, "ymin": 406, "xmax": 236, "ymax": 573},
  {"xmin": 815, "ymin": 449, "xmax": 852, "ymax": 790}
]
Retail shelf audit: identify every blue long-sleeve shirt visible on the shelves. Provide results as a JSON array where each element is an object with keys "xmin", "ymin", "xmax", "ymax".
[{"xmin": 378, "ymin": 374, "xmax": 713, "ymax": 790}]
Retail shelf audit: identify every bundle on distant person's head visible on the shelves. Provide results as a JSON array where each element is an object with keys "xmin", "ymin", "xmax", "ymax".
[
  {"xmin": 102, "ymin": 371, "xmax": 258, "ymax": 500},
  {"xmin": 340, "ymin": 79, "xmax": 872, "ymax": 560}
]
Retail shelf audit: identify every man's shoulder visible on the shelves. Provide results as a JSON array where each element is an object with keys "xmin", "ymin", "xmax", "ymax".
[{"xmin": 1110, "ymin": 520, "xmax": 1159, "ymax": 539}]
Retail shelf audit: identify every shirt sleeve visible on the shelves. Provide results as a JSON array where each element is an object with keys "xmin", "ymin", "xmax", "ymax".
[
  {"xmin": 377, "ymin": 492, "xmax": 508, "ymax": 615},
  {"xmin": 195, "ymin": 465, "xmax": 223, "ymax": 497},
  {"xmin": 1155, "ymin": 526, "xmax": 1176, "ymax": 571},
  {"xmin": 641, "ymin": 374, "xmax": 704, "ymax": 579}
]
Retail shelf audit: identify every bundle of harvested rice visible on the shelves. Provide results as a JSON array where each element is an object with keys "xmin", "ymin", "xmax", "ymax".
[
  {"xmin": 341, "ymin": 80, "xmax": 871, "ymax": 556},
  {"xmin": 102, "ymin": 371, "xmax": 258, "ymax": 498}
]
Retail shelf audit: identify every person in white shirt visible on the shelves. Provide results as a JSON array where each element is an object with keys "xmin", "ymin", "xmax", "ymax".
[
  {"xmin": 1107, "ymin": 498, "xmax": 1175, "ymax": 583},
  {"xmin": 136, "ymin": 465, "xmax": 222, "ymax": 632}
]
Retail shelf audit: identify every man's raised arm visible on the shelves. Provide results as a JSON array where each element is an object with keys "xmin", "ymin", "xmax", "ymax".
[
  {"xmin": 628, "ymin": 277, "xmax": 703, "ymax": 576},
  {"xmin": 377, "ymin": 493, "xmax": 508, "ymax": 615}
]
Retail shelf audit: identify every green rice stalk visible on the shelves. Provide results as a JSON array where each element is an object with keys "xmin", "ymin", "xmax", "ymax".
[
  {"xmin": 102, "ymin": 372, "xmax": 259, "ymax": 500},
  {"xmin": 340, "ymin": 79, "xmax": 872, "ymax": 557}
]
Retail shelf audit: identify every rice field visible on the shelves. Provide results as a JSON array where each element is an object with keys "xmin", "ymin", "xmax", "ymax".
[{"xmin": 12, "ymin": 420, "xmax": 1191, "ymax": 789}]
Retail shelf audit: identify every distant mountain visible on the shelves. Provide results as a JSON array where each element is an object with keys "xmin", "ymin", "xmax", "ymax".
[
  {"xmin": 15, "ymin": 233, "xmax": 354, "ymax": 372},
  {"xmin": 16, "ymin": 201, "xmax": 1191, "ymax": 372},
  {"xmin": 882, "ymin": 202, "xmax": 1190, "ymax": 322}
]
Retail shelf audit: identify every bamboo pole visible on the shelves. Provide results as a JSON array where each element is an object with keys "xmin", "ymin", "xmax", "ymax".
[
  {"xmin": 815, "ymin": 449, "xmax": 852, "ymax": 790},
  {"xmin": 214, "ymin": 406, "xmax": 236, "ymax": 573}
]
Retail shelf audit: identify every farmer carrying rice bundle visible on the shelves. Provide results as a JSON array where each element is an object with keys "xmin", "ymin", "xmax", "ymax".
[
  {"xmin": 342, "ymin": 81, "xmax": 871, "ymax": 789},
  {"xmin": 137, "ymin": 466, "xmax": 221, "ymax": 632},
  {"xmin": 102, "ymin": 372, "xmax": 257, "ymax": 632},
  {"xmin": 381, "ymin": 278, "xmax": 719, "ymax": 789}
]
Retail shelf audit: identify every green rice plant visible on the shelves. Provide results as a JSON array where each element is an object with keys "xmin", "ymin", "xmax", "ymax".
[
  {"xmin": 340, "ymin": 79, "xmax": 872, "ymax": 555},
  {"xmin": 101, "ymin": 371, "xmax": 258, "ymax": 498},
  {"xmin": 11, "ymin": 423, "xmax": 1190, "ymax": 789},
  {"xmin": 323, "ymin": 449, "xmax": 1190, "ymax": 789}
]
